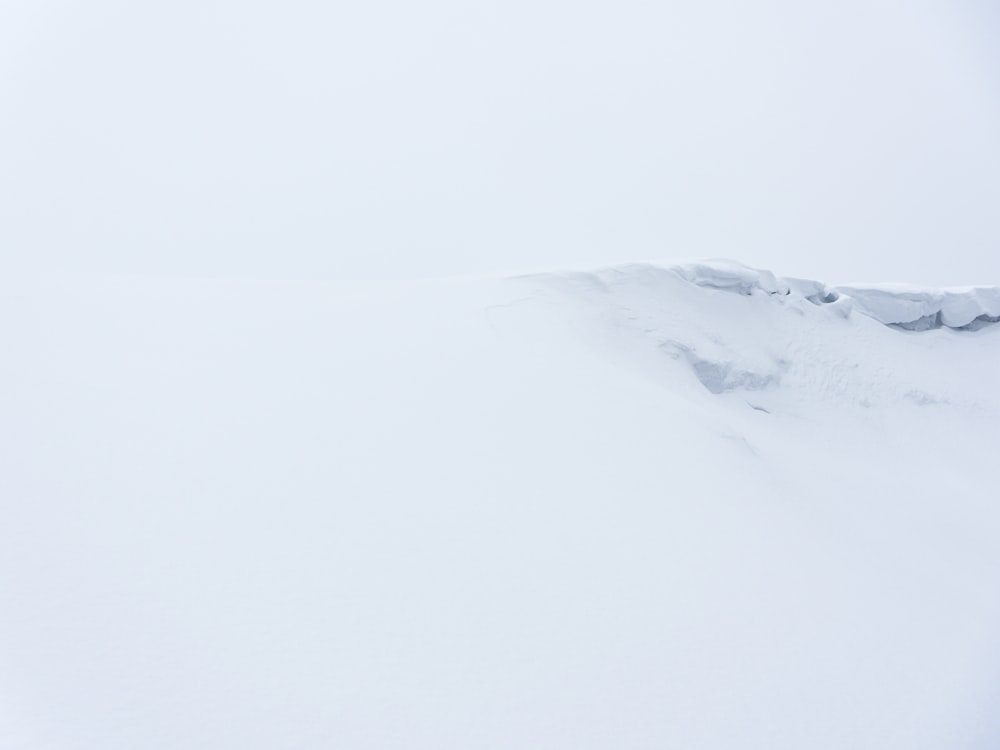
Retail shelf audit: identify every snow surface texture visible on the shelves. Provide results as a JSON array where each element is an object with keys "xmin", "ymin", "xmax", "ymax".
[{"xmin": 2, "ymin": 262, "xmax": 999, "ymax": 749}]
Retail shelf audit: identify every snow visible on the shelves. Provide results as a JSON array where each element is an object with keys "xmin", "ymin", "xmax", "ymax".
[
  {"xmin": 1, "ymin": 262, "xmax": 999, "ymax": 749},
  {"xmin": 836, "ymin": 282, "xmax": 1000, "ymax": 330},
  {"xmin": 672, "ymin": 260, "xmax": 788, "ymax": 296}
]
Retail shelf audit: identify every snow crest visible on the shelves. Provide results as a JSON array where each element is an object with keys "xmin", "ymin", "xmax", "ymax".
[
  {"xmin": 835, "ymin": 283, "xmax": 1000, "ymax": 330},
  {"xmin": 657, "ymin": 260, "xmax": 999, "ymax": 331}
]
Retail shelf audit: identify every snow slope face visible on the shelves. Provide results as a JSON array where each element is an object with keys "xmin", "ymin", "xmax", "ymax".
[
  {"xmin": 1, "ymin": 263, "xmax": 999, "ymax": 750},
  {"xmin": 527, "ymin": 260, "xmax": 1000, "ymax": 409}
]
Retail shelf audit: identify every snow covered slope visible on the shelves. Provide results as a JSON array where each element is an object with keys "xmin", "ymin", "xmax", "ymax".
[{"xmin": 2, "ymin": 262, "xmax": 999, "ymax": 749}]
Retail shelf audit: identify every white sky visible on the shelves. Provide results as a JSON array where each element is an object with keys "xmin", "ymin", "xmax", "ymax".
[{"xmin": 2, "ymin": 0, "xmax": 999, "ymax": 285}]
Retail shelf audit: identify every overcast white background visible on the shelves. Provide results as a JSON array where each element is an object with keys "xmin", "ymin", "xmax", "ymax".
[{"xmin": 2, "ymin": 0, "xmax": 998, "ymax": 285}]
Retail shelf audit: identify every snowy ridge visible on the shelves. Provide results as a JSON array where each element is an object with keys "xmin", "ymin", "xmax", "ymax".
[
  {"xmin": 835, "ymin": 283, "xmax": 1000, "ymax": 331},
  {"xmin": 666, "ymin": 259, "xmax": 1000, "ymax": 331},
  {"xmin": 527, "ymin": 260, "xmax": 1000, "ymax": 409}
]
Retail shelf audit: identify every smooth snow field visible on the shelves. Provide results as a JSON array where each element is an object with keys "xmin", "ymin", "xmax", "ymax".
[{"xmin": 2, "ymin": 261, "xmax": 999, "ymax": 749}]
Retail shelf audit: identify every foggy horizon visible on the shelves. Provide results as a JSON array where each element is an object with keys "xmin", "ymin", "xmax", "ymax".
[{"xmin": 2, "ymin": 0, "xmax": 999, "ymax": 286}]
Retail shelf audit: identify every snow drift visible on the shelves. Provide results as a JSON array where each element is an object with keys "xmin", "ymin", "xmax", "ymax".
[{"xmin": 1, "ymin": 262, "xmax": 998, "ymax": 750}]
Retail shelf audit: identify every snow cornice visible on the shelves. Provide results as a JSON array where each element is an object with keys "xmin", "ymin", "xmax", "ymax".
[{"xmin": 663, "ymin": 260, "xmax": 1000, "ymax": 332}]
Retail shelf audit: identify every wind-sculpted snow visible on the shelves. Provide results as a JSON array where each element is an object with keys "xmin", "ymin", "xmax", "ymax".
[
  {"xmin": 836, "ymin": 283, "xmax": 1000, "ymax": 330},
  {"xmin": 531, "ymin": 261, "xmax": 999, "ymax": 402},
  {"xmin": 673, "ymin": 260, "xmax": 788, "ymax": 296},
  {"xmin": 645, "ymin": 259, "xmax": 1000, "ymax": 330},
  {"xmin": 634, "ymin": 259, "xmax": 1000, "ymax": 329},
  {"xmin": 2, "ymin": 266, "xmax": 999, "ymax": 750}
]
